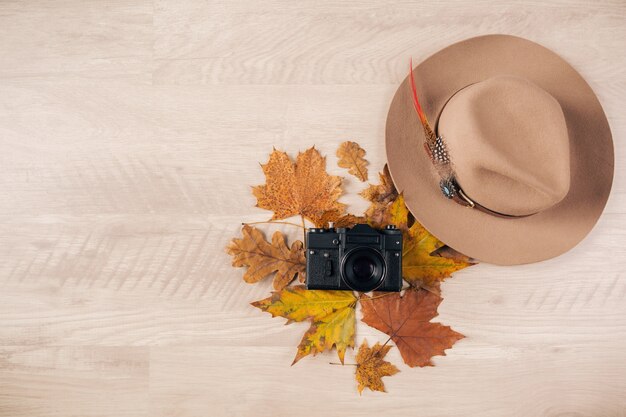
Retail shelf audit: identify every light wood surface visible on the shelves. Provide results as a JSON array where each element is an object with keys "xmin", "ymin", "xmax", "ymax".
[{"xmin": 1, "ymin": 1, "xmax": 625, "ymax": 416}]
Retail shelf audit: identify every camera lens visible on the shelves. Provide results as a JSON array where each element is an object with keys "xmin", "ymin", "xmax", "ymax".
[
  {"xmin": 341, "ymin": 248, "xmax": 386, "ymax": 292},
  {"xmin": 352, "ymin": 257, "xmax": 375, "ymax": 281}
]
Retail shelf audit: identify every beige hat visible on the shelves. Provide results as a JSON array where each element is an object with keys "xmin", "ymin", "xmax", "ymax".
[{"xmin": 386, "ymin": 34, "xmax": 614, "ymax": 265}]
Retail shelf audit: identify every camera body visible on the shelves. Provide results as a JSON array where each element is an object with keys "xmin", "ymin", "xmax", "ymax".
[{"xmin": 306, "ymin": 223, "xmax": 403, "ymax": 292}]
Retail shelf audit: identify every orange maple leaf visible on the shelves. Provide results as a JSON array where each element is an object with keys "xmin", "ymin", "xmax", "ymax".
[
  {"xmin": 355, "ymin": 339, "xmax": 399, "ymax": 394},
  {"xmin": 252, "ymin": 147, "xmax": 345, "ymax": 224},
  {"xmin": 360, "ymin": 288, "xmax": 464, "ymax": 367}
]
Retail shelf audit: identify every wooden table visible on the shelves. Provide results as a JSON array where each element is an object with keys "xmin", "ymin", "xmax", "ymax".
[{"xmin": 1, "ymin": 1, "xmax": 624, "ymax": 416}]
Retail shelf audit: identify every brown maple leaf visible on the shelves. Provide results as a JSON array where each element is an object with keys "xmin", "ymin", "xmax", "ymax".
[
  {"xmin": 252, "ymin": 147, "xmax": 345, "ymax": 224},
  {"xmin": 226, "ymin": 225, "xmax": 305, "ymax": 290},
  {"xmin": 360, "ymin": 164, "xmax": 401, "ymax": 226},
  {"xmin": 337, "ymin": 141, "xmax": 368, "ymax": 181},
  {"xmin": 355, "ymin": 339, "xmax": 399, "ymax": 394},
  {"xmin": 252, "ymin": 286, "xmax": 357, "ymax": 364},
  {"xmin": 360, "ymin": 288, "xmax": 464, "ymax": 367}
]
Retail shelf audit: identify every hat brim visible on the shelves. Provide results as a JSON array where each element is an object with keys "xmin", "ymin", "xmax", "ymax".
[{"xmin": 386, "ymin": 34, "xmax": 614, "ymax": 265}]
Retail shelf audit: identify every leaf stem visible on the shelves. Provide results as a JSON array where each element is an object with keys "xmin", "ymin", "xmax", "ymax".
[
  {"xmin": 381, "ymin": 336, "xmax": 393, "ymax": 349},
  {"xmin": 329, "ymin": 362, "xmax": 357, "ymax": 366},
  {"xmin": 359, "ymin": 292, "xmax": 395, "ymax": 301},
  {"xmin": 301, "ymin": 215, "xmax": 307, "ymax": 245},
  {"xmin": 242, "ymin": 221, "xmax": 304, "ymax": 229}
]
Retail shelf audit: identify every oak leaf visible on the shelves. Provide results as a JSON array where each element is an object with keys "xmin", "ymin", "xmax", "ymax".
[
  {"xmin": 360, "ymin": 165, "xmax": 399, "ymax": 225},
  {"xmin": 369, "ymin": 193, "xmax": 412, "ymax": 231},
  {"xmin": 361, "ymin": 164, "xmax": 397, "ymax": 205},
  {"xmin": 226, "ymin": 225, "xmax": 305, "ymax": 290},
  {"xmin": 432, "ymin": 245, "xmax": 475, "ymax": 263},
  {"xmin": 251, "ymin": 286, "xmax": 357, "ymax": 364},
  {"xmin": 360, "ymin": 288, "xmax": 464, "ymax": 367},
  {"xmin": 252, "ymin": 147, "xmax": 345, "ymax": 224},
  {"xmin": 337, "ymin": 141, "xmax": 368, "ymax": 181},
  {"xmin": 355, "ymin": 339, "xmax": 399, "ymax": 394}
]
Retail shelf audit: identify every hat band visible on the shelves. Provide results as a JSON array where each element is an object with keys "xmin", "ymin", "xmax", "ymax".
[
  {"xmin": 438, "ymin": 172, "xmax": 535, "ymax": 219},
  {"xmin": 408, "ymin": 62, "xmax": 536, "ymax": 219}
]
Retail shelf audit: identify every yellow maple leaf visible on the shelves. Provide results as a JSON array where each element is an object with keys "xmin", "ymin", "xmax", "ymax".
[
  {"xmin": 251, "ymin": 286, "xmax": 357, "ymax": 364},
  {"xmin": 226, "ymin": 225, "xmax": 305, "ymax": 290},
  {"xmin": 355, "ymin": 339, "xmax": 399, "ymax": 394},
  {"xmin": 294, "ymin": 305, "xmax": 355, "ymax": 365},
  {"xmin": 402, "ymin": 215, "xmax": 473, "ymax": 291},
  {"xmin": 368, "ymin": 193, "xmax": 412, "ymax": 231},
  {"xmin": 336, "ymin": 141, "xmax": 368, "ymax": 181},
  {"xmin": 365, "ymin": 194, "xmax": 474, "ymax": 292},
  {"xmin": 252, "ymin": 147, "xmax": 345, "ymax": 224}
]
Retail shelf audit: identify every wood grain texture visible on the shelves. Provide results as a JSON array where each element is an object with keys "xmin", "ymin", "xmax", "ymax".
[{"xmin": 0, "ymin": 0, "xmax": 625, "ymax": 416}]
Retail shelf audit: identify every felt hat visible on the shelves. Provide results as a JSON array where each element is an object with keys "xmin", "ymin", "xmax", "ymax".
[{"xmin": 386, "ymin": 34, "xmax": 614, "ymax": 264}]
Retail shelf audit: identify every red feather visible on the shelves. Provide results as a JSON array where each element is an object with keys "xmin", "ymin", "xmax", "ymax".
[{"xmin": 409, "ymin": 58, "xmax": 429, "ymax": 127}]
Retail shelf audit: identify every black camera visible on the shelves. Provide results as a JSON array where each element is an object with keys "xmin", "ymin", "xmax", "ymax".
[{"xmin": 305, "ymin": 223, "xmax": 403, "ymax": 292}]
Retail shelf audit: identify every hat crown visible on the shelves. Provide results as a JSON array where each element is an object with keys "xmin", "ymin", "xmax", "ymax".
[{"xmin": 437, "ymin": 76, "xmax": 571, "ymax": 216}]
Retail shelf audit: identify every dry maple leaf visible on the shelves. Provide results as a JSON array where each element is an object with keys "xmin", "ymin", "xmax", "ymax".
[
  {"xmin": 252, "ymin": 147, "xmax": 345, "ymax": 224},
  {"xmin": 337, "ymin": 141, "xmax": 368, "ymax": 181},
  {"xmin": 360, "ymin": 164, "xmax": 399, "ymax": 226},
  {"xmin": 402, "ymin": 217, "xmax": 473, "ymax": 292},
  {"xmin": 360, "ymin": 288, "xmax": 464, "ymax": 367},
  {"xmin": 226, "ymin": 225, "xmax": 305, "ymax": 290},
  {"xmin": 355, "ymin": 339, "xmax": 399, "ymax": 394},
  {"xmin": 251, "ymin": 286, "xmax": 357, "ymax": 364}
]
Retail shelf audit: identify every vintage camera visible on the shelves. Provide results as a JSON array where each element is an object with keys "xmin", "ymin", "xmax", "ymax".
[{"xmin": 306, "ymin": 223, "xmax": 402, "ymax": 292}]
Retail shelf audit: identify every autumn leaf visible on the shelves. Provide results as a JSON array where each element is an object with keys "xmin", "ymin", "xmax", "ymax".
[
  {"xmin": 337, "ymin": 141, "xmax": 368, "ymax": 181},
  {"xmin": 403, "ymin": 220, "xmax": 473, "ymax": 292},
  {"xmin": 251, "ymin": 286, "xmax": 357, "ymax": 364},
  {"xmin": 361, "ymin": 164, "xmax": 397, "ymax": 205},
  {"xmin": 432, "ymin": 245, "xmax": 475, "ymax": 263},
  {"xmin": 367, "ymin": 193, "xmax": 412, "ymax": 231},
  {"xmin": 252, "ymin": 147, "xmax": 345, "ymax": 224},
  {"xmin": 361, "ymin": 164, "xmax": 399, "ymax": 225},
  {"xmin": 226, "ymin": 225, "xmax": 305, "ymax": 290},
  {"xmin": 355, "ymin": 339, "xmax": 399, "ymax": 394},
  {"xmin": 360, "ymin": 288, "xmax": 464, "ymax": 367},
  {"xmin": 366, "ymin": 193, "xmax": 474, "ymax": 292}
]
